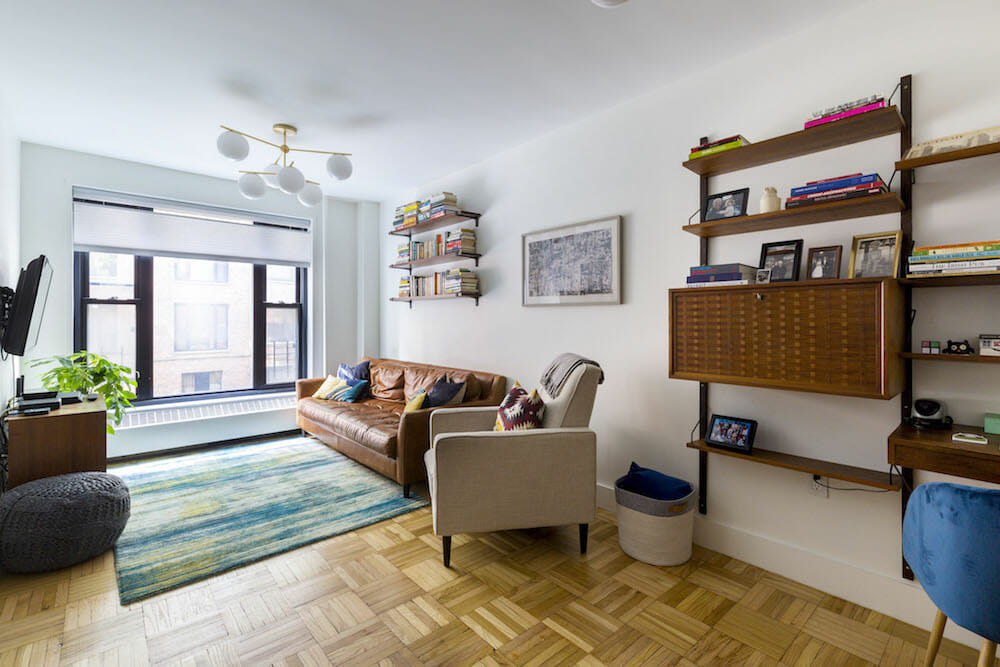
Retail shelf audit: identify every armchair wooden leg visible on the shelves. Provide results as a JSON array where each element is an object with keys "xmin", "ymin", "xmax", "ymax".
[
  {"xmin": 403, "ymin": 485, "xmax": 411, "ymax": 498},
  {"xmin": 442, "ymin": 536, "xmax": 452, "ymax": 568},
  {"xmin": 924, "ymin": 609, "xmax": 947, "ymax": 667},
  {"xmin": 978, "ymin": 639, "xmax": 997, "ymax": 667},
  {"xmin": 579, "ymin": 524, "xmax": 589, "ymax": 555}
]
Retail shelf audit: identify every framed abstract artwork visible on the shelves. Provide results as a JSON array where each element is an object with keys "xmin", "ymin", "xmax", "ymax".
[{"xmin": 522, "ymin": 216, "xmax": 621, "ymax": 306}]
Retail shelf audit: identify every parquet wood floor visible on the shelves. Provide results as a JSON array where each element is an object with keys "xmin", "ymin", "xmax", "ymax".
[{"xmin": 0, "ymin": 505, "xmax": 990, "ymax": 666}]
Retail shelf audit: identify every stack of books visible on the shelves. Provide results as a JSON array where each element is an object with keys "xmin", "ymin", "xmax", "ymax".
[
  {"xmin": 446, "ymin": 229, "xmax": 476, "ymax": 255},
  {"xmin": 805, "ymin": 95, "xmax": 885, "ymax": 129},
  {"xmin": 685, "ymin": 263, "xmax": 758, "ymax": 288},
  {"xmin": 444, "ymin": 269, "xmax": 479, "ymax": 295},
  {"xmin": 785, "ymin": 173, "xmax": 886, "ymax": 209},
  {"xmin": 688, "ymin": 135, "xmax": 750, "ymax": 160},
  {"xmin": 907, "ymin": 240, "xmax": 1000, "ymax": 279},
  {"xmin": 393, "ymin": 201, "xmax": 420, "ymax": 229},
  {"xmin": 422, "ymin": 192, "xmax": 461, "ymax": 221},
  {"xmin": 398, "ymin": 276, "xmax": 411, "ymax": 298}
]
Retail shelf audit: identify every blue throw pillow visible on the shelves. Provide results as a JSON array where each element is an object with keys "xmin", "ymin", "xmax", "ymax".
[
  {"xmin": 619, "ymin": 462, "xmax": 692, "ymax": 501},
  {"xmin": 337, "ymin": 360, "xmax": 371, "ymax": 383},
  {"xmin": 424, "ymin": 376, "xmax": 466, "ymax": 408},
  {"xmin": 328, "ymin": 380, "xmax": 369, "ymax": 403}
]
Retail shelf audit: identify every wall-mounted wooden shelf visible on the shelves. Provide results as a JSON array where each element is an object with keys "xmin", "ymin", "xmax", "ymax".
[
  {"xmin": 895, "ymin": 141, "xmax": 1000, "ymax": 171},
  {"xmin": 391, "ymin": 293, "xmax": 480, "ymax": 305},
  {"xmin": 390, "ymin": 253, "xmax": 480, "ymax": 271},
  {"xmin": 888, "ymin": 423, "xmax": 1000, "ymax": 485},
  {"xmin": 901, "ymin": 273, "xmax": 1000, "ymax": 288},
  {"xmin": 682, "ymin": 192, "xmax": 904, "ymax": 238},
  {"xmin": 682, "ymin": 106, "xmax": 904, "ymax": 177},
  {"xmin": 901, "ymin": 352, "xmax": 1000, "ymax": 364},
  {"xmin": 389, "ymin": 212, "xmax": 480, "ymax": 237},
  {"xmin": 688, "ymin": 440, "xmax": 900, "ymax": 491}
]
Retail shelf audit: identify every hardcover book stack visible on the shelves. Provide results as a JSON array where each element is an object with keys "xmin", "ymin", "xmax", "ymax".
[
  {"xmin": 444, "ymin": 268, "xmax": 479, "ymax": 295},
  {"xmin": 804, "ymin": 95, "xmax": 885, "ymax": 129},
  {"xmin": 446, "ymin": 229, "xmax": 476, "ymax": 255},
  {"xmin": 688, "ymin": 135, "xmax": 750, "ymax": 160},
  {"xmin": 907, "ymin": 240, "xmax": 1000, "ymax": 279},
  {"xmin": 393, "ymin": 201, "xmax": 420, "ymax": 229},
  {"xmin": 420, "ymin": 192, "xmax": 461, "ymax": 222},
  {"xmin": 785, "ymin": 173, "xmax": 886, "ymax": 209},
  {"xmin": 685, "ymin": 263, "xmax": 758, "ymax": 288}
]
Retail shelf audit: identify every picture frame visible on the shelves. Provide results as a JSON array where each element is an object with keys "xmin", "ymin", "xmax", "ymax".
[
  {"xmin": 522, "ymin": 215, "xmax": 622, "ymax": 306},
  {"xmin": 755, "ymin": 268, "xmax": 771, "ymax": 284},
  {"xmin": 806, "ymin": 245, "xmax": 843, "ymax": 280},
  {"xmin": 848, "ymin": 231, "xmax": 902, "ymax": 279},
  {"xmin": 758, "ymin": 240, "xmax": 803, "ymax": 282},
  {"xmin": 702, "ymin": 188, "xmax": 750, "ymax": 222},
  {"xmin": 705, "ymin": 414, "xmax": 758, "ymax": 454}
]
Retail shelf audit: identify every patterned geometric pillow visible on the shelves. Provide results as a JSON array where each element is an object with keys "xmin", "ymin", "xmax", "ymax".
[
  {"xmin": 312, "ymin": 375, "xmax": 341, "ymax": 399},
  {"xmin": 328, "ymin": 380, "xmax": 369, "ymax": 403},
  {"xmin": 494, "ymin": 384, "xmax": 545, "ymax": 431}
]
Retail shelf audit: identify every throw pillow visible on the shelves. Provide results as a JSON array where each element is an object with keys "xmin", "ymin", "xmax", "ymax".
[
  {"xmin": 404, "ymin": 390, "xmax": 427, "ymax": 412},
  {"xmin": 425, "ymin": 376, "xmax": 466, "ymax": 408},
  {"xmin": 312, "ymin": 375, "xmax": 340, "ymax": 399},
  {"xmin": 338, "ymin": 359, "xmax": 371, "ymax": 383},
  {"xmin": 494, "ymin": 384, "xmax": 545, "ymax": 431},
  {"xmin": 328, "ymin": 380, "xmax": 369, "ymax": 403},
  {"xmin": 618, "ymin": 462, "xmax": 692, "ymax": 501}
]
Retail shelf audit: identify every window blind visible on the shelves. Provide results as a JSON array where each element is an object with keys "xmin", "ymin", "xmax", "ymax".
[{"xmin": 72, "ymin": 187, "xmax": 312, "ymax": 266}]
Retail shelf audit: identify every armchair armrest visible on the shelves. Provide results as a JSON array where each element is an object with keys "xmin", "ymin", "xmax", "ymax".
[
  {"xmin": 296, "ymin": 377, "xmax": 325, "ymax": 401},
  {"xmin": 396, "ymin": 400, "xmax": 500, "ymax": 485},
  {"xmin": 430, "ymin": 406, "xmax": 498, "ymax": 442}
]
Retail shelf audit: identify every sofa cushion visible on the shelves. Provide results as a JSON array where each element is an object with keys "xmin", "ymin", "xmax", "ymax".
[
  {"xmin": 494, "ymin": 384, "xmax": 545, "ymax": 431},
  {"xmin": 297, "ymin": 398, "xmax": 400, "ymax": 457},
  {"xmin": 371, "ymin": 364, "xmax": 405, "ymax": 401},
  {"xmin": 403, "ymin": 367, "xmax": 446, "ymax": 402},
  {"xmin": 425, "ymin": 376, "xmax": 466, "ymax": 407},
  {"xmin": 446, "ymin": 371, "xmax": 482, "ymax": 402},
  {"xmin": 338, "ymin": 360, "xmax": 371, "ymax": 383}
]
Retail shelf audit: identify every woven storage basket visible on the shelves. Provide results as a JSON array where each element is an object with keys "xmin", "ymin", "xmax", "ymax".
[{"xmin": 614, "ymin": 476, "xmax": 696, "ymax": 566}]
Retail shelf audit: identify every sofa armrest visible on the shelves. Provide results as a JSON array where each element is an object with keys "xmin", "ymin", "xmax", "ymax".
[
  {"xmin": 426, "ymin": 428, "xmax": 597, "ymax": 535},
  {"xmin": 296, "ymin": 377, "xmax": 326, "ymax": 401},
  {"xmin": 429, "ymin": 406, "xmax": 498, "ymax": 442}
]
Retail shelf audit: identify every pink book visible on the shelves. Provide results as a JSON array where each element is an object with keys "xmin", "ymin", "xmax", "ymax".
[{"xmin": 804, "ymin": 100, "xmax": 886, "ymax": 129}]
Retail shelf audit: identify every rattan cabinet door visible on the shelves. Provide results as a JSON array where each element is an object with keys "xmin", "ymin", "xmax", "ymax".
[{"xmin": 670, "ymin": 280, "xmax": 894, "ymax": 398}]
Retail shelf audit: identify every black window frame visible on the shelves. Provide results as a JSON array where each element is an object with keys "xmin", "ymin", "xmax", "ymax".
[{"xmin": 74, "ymin": 250, "xmax": 307, "ymax": 404}]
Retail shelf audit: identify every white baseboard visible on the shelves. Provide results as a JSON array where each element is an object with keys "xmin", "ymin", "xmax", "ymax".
[{"xmin": 595, "ymin": 483, "xmax": 980, "ymax": 649}]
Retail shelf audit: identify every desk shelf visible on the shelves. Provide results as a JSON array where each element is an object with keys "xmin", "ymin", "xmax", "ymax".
[
  {"xmin": 888, "ymin": 423, "xmax": 1000, "ymax": 484},
  {"xmin": 901, "ymin": 352, "xmax": 1000, "ymax": 364}
]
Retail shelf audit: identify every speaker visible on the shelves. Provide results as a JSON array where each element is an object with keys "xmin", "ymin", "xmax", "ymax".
[{"xmin": 910, "ymin": 398, "xmax": 952, "ymax": 429}]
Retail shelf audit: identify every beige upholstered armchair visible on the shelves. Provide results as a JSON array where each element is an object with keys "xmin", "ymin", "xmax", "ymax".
[{"xmin": 424, "ymin": 362, "xmax": 602, "ymax": 566}]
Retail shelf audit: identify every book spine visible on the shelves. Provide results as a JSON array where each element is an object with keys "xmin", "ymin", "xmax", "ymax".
[
  {"xmin": 908, "ymin": 259, "xmax": 1000, "ymax": 272},
  {"xmin": 689, "ymin": 264, "xmax": 756, "ymax": 275},
  {"xmin": 803, "ymin": 100, "xmax": 886, "ymax": 129},
  {"xmin": 689, "ymin": 134, "xmax": 743, "ymax": 153},
  {"xmin": 785, "ymin": 188, "xmax": 883, "ymax": 208},
  {"xmin": 907, "ymin": 267, "xmax": 1000, "ymax": 277},
  {"xmin": 686, "ymin": 272, "xmax": 755, "ymax": 283},
  {"xmin": 913, "ymin": 243, "xmax": 1000, "ymax": 256},
  {"xmin": 786, "ymin": 182, "xmax": 885, "ymax": 203},
  {"xmin": 805, "ymin": 173, "xmax": 863, "ymax": 186},
  {"xmin": 688, "ymin": 139, "xmax": 747, "ymax": 159},
  {"xmin": 909, "ymin": 251, "xmax": 1000, "ymax": 262},
  {"xmin": 791, "ymin": 174, "xmax": 880, "ymax": 197},
  {"xmin": 684, "ymin": 280, "xmax": 751, "ymax": 288}
]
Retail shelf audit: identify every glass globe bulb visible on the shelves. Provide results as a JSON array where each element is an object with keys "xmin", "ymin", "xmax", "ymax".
[
  {"xmin": 237, "ymin": 172, "xmax": 267, "ymax": 199},
  {"xmin": 217, "ymin": 130, "xmax": 249, "ymax": 161},
  {"xmin": 297, "ymin": 183, "xmax": 322, "ymax": 207},
  {"xmin": 277, "ymin": 165, "xmax": 305, "ymax": 194},
  {"xmin": 260, "ymin": 163, "xmax": 280, "ymax": 189},
  {"xmin": 326, "ymin": 155, "xmax": 353, "ymax": 181}
]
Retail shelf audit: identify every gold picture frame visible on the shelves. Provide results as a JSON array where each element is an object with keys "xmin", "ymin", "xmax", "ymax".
[{"xmin": 848, "ymin": 230, "xmax": 902, "ymax": 279}]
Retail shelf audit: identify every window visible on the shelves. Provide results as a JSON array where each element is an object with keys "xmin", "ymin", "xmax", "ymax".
[{"xmin": 75, "ymin": 251, "xmax": 306, "ymax": 402}]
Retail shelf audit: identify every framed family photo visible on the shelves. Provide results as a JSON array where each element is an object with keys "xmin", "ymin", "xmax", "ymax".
[
  {"xmin": 849, "ymin": 231, "xmax": 902, "ymax": 278},
  {"xmin": 702, "ymin": 188, "xmax": 749, "ymax": 222},
  {"xmin": 758, "ymin": 240, "xmax": 803, "ymax": 282},
  {"xmin": 705, "ymin": 414, "xmax": 758, "ymax": 454},
  {"xmin": 806, "ymin": 245, "xmax": 842, "ymax": 280},
  {"xmin": 522, "ymin": 215, "xmax": 621, "ymax": 306}
]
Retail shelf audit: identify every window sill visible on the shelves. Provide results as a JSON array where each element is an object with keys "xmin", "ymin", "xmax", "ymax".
[{"xmin": 119, "ymin": 391, "xmax": 296, "ymax": 429}]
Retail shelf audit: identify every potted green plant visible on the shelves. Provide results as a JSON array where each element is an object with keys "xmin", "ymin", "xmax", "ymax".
[{"xmin": 29, "ymin": 351, "xmax": 138, "ymax": 434}]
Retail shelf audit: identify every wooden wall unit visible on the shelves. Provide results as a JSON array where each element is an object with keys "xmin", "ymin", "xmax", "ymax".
[
  {"xmin": 670, "ymin": 278, "xmax": 904, "ymax": 399},
  {"xmin": 6, "ymin": 401, "xmax": 107, "ymax": 488}
]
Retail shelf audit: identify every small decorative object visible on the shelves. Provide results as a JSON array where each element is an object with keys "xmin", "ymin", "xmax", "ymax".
[
  {"xmin": 943, "ymin": 339, "xmax": 975, "ymax": 355},
  {"xmin": 985, "ymin": 413, "xmax": 1000, "ymax": 436},
  {"xmin": 979, "ymin": 334, "xmax": 1000, "ymax": 356},
  {"xmin": 806, "ymin": 245, "xmax": 843, "ymax": 280},
  {"xmin": 702, "ymin": 188, "xmax": 750, "ymax": 222},
  {"xmin": 28, "ymin": 351, "xmax": 137, "ymax": 434},
  {"xmin": 755, "ymin": 268, "xmax": 771, "ymax": 284},
  {"xmin": 953, "ymin": 432, "xmax": 989, "ymax": 445},
  {"xmin": 705, "ymin": 414, "xmax": 758, "ymax": 454},
  {"xmin": 929, "ymin": 341, "xmax": 941, "ymax": 355},
  {"xmin": 759, "ymin": 187, "xmax": 781, "ymax": 213},
  {"xmin": 758, "ymin": 240, "xmax": 803, "ymax": 282},
  {"xmin": 921, "ymin": 340, "xmax": 931, "ymax": 354},
  {"xmin": 849, "ymin": 231, "xmax": 902, "ymax": 279},
  {"xmin": 522, "ymin": 216, "xmax": 621, "ymax": 306}
]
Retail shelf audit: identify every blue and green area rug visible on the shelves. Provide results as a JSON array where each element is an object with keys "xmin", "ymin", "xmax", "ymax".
[{"xmin": 111, "ymin": 436, "xmax": 427, "ymax": 604}]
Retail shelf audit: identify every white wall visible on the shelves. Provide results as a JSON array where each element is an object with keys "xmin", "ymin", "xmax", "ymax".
[
  {"xmin": 379, "ymin": 0, "xmax": 1000, "ymax": 646},
  {"xmin": 0, "ymin": 98, "xmax": 19, "ymax": 407},
  {"xmin": 18, "ymin": 143, "xmax": 379, "ymax": 455}
]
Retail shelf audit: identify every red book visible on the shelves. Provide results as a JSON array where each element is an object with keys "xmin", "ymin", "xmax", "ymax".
[
  {"xmin": 786, "ymin": 180, "xmax": 886, "ymax": 203},
  {"xmin": 805, "ymin": 173, "xmax": 862, "ymax": 186}
]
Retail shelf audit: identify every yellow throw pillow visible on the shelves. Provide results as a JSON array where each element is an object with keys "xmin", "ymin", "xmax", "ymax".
[
  {"xmin": 312, "ymin": 375, "xmax": 341, "ymax": 399},
  {"xmin": 404, "ymin": 390, "xmax": 427, "ymax": 412}
]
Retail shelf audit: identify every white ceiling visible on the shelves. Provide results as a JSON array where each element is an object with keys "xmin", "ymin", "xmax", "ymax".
[{"xmin": 1, "ymin": 0, "xmax": 863, "ymax": 202}]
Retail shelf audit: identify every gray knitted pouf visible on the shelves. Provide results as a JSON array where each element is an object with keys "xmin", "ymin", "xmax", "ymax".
[{"xmin": 0, "ymin": 472, "xmax": 131, "ymax": 573}]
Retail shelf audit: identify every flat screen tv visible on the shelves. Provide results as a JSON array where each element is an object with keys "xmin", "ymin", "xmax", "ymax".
[{"xmin": 1, "ymin": 255, "xmax": 53, "ymax": 356}]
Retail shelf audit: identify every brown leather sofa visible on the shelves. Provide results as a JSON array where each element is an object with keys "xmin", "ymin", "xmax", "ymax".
[{"xmin": 296, "ymin": 358, "xmax": 506, "ymax": 496}]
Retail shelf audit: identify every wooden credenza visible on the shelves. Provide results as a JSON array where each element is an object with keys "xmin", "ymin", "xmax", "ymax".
[
  {"xmin": 669, "ymin": 277, "xmax": 904, "ymax": 399},
  {"xmin": 6, "ymin": 400, "xmax": 107, "ymax": 488}
]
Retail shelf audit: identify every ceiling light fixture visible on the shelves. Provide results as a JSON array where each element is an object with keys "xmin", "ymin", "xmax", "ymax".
[
  {"xmin": 591, "ymin": 0, "xmax": 629, "ymax": 7},
  {"xmin": 216, "ymin": 123, "xmax": 353, "ymax": 207}
]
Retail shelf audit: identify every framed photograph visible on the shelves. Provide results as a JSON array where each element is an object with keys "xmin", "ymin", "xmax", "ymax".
[
  {"xmin": 702, "ymin": 188, "xmax": 750, "ymax": 222},
  {"xmin": 755, "ymin": 268, "xmax": 771, "ymax": 284},
  {"xmin": 848, "ymin": 231, "xmax": 902, "ymax": 279},
  {"xmin": 758, "ymin": 240, "xmax": 803, "ymax": 282},
  {"xmin": 806, "ymin": 245, "xmax": 843, "ymax": 280},
  {"xmin": 705, "ymin": 414, "xmax": 758, "ymax": 454},
  {"xmin": 522, "ymin": 216, "xmax": 621, "ymax": 306}
]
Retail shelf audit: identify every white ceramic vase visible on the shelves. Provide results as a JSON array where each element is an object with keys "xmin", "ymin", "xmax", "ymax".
[{"xmin": 760, "ymin": 187, "xmax": 781, "ymax": 213}]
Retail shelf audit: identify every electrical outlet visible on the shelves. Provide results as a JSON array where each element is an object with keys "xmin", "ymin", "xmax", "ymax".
[{"xmin": 809, "ymin": 474, "xmax": 829, "ymax": 498}]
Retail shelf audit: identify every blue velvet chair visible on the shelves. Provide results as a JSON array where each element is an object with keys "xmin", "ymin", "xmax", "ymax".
[{"xmin": 902, "ymin": 482, "xmax": 1000, "ymax": 666}]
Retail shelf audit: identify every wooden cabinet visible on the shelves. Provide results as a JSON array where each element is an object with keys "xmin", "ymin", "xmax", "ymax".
[
  {"xmin": 6, "ymin": 401, "xmax": 107, "ymax": 488},
  {"xmin": 669, "ymin": 277, "xmax": 904, "ymax": 399}
]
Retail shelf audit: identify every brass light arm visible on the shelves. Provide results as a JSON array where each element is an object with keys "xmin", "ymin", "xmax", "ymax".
[
  {"xmin": 219, "ymin": 125, "xmax": 283, "ymax": 150},
  {"xmin": 286, "ymin": 147, "xmax": 353, "ymax": 156}
]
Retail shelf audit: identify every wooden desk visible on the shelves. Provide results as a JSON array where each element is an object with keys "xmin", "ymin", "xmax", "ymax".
[
  {"xmin": 888, "ymin": 423, "xmax": 1000, "ymax": 484},
  {"xmin": 6, "ymin": 400, "xmax": 107, "ymax": 488}
]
